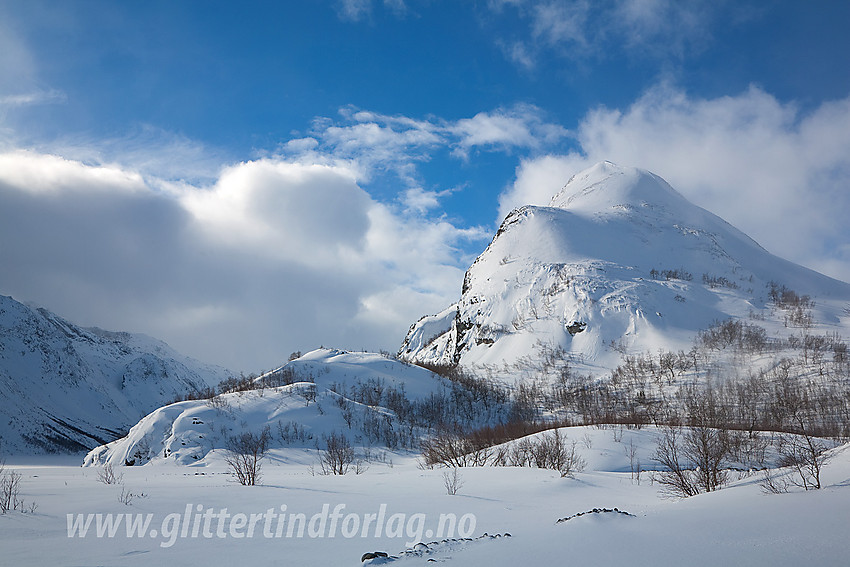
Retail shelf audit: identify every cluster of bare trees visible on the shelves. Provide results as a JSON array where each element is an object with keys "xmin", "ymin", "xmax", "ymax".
[
  {"xmin": 491, "ymin": 429, "xmax": 586, "ymax": 477},
  {"xmin": 169, "ymin": 366, "xmax": 305, "ymax": 405},
  {"xmin": 322, "ymin": 364, "xmax": 513, "ymax": 452},
  {"xmin": 421, "ymin": 427, "xmax": 585, "ymax": 478},
  {"xmin": 649, "ymin": 268, "xmax": 693, "ymax": 281},
  {"xmin": 653, "ymin": 395, "xmax": 833, "ymax": 497},
  {"xmin": 652, "ymin": 389, "xmax": 731, "ymax": 497},
  {"xmin": 507, "ymin": 315, "xmax": 850, "ymax": 437},
  {"xmin": 420, "ymin": 430, "xmax": 493, "ymax": 467}
]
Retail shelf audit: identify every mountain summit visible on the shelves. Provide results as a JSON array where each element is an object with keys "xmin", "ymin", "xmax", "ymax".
[{"xmin": 399, "ymin": 162, "xmax": 850, "ymax": 372}]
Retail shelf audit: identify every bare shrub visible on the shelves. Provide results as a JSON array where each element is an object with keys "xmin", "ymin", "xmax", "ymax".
[
  {"xmin": 0, "ymin": 465, "xmax": 22, "ymax": 513},
  {"xmin": 532, "ymin": 430, "xmax": 585, "ymax": 477},
  {"xmin": 224, "ymin": 426, "xmax": 271, "ymax": 486},
  {"xmin": 421, "ymin": 430, "xmax": 488, "ymax": 468},
  {"xmin": 442, "ymin": 467, "xmax": 464, "ymax": 495},
  {"xmin": 653, "ymin": 417, "xmax": 729, "ymax": 498},
  {"xmin": 118, "ymin": 486, "xmax": 147, "ymax": 506},
  {"xmin": 97, "ymin": 463, "xmax": 123, "ymax": 485},
  {"xmin": 625, "ymin": 439, "xmax": 642, "ymax": 484},
  {"xmin": 502, "ymin": 430, "xmax": 586, "ymax": 477},
  {"xmin": 777, "ymin": 430, "xmax": 831, "ymax": 490},
  {"xmin": 760, "ymin": 467, "xmax": 790, "ymax": 494},
  {"xmin": 653, "ymin": 426, "xmax": 699, "ymax": 497},
  {"xmin": 320, "ymin": 431, "xmax": 354, "ymax": 475}
]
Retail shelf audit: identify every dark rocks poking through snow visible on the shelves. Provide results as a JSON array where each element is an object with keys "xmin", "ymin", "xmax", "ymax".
[
  {"xmin": 566, "ymin": 321, "xmax": 587, "ymax": 336},
  {"xmin": 555, "ymin": 508, "xmax": 635, "ymax": 523},
  {"xmin": 362, "ymin": 533, "xmax": 512, "ymax": 563}
]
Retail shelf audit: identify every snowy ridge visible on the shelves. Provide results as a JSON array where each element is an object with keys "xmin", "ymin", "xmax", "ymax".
[
  {"xmin": 0, "ymin": 295, "xmax": 231, "ymax": 454},
  {"xmin": 400, "ymin": 162, "xmax": 850, "ymax": 373},
  {"xmin": 84, "ymin": 348, "xmax": 449, "ymax": 468}
]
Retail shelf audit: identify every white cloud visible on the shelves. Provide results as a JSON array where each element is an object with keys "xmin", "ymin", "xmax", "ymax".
[
  {"xmin": 499, "ymin": 153, "xmax": 589, "ymax": 213},
  {"xmin": 283, "ymin": 104, "xmax": 567, "ymax": 181},
  {"xmin": 0, "ymin": 150, "xmax": 146, "ymax": 194},
  {"xmin": 0, "ymin": 150, "xmax": 483, "ymax": 372},
  {"xmin": 401, "ymin": 186, "xmax": 445, "ymax": 214},
  {"xmin": 180, "ymin": 159, "xmax": 371, "ymax": 265},
  {"xmin": 48, "ymin": 125, "xmax": 228, "ymax": 185},
  {"xmin": 450, "ymin": 105, "xmax": 568, "ymax": 157},
  {"xmin": 499, "ymin": 85, "xmax": 850, "ymax": 283}
]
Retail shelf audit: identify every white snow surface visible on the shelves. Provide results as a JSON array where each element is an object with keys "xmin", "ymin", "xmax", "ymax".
[
  {"xmin": 3, "ymin": 427, "xmax": 849, "ymax": 566},
  {"xmin": 0, "ymin": 294, "xmax": 231, "ymax": 454},
  {"xmin": 400, "ymin": 162, "xmax": 850, "ymax": 374}
]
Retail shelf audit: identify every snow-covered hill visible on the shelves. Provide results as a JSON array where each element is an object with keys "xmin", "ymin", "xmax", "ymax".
[
  {"xmin": 0, "ymin": 295, "xmax": 231, "ymax": 454},
  {"xmin": 84, "ymin": 348, "xmax": 451, "ymax": 468},
  {"xmin": 399, "ymin": 162, "xmax": 850, "ymax": 373}
]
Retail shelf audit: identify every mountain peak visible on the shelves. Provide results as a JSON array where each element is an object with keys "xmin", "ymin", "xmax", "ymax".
[
  {"xmin": 549, "ymin": 161, "xmax": 688, "ymax": 216},
  {"xmin": 400, "ymin": 163, "xmax": 850, "ymax": 372}
]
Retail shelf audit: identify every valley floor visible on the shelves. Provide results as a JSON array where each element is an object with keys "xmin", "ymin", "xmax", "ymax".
[{"xmin": 2, "ymin": 426, "xmax": 849, "ymax": 566}]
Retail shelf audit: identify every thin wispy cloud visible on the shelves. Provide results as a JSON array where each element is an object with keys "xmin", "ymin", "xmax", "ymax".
[
  {"xmin": 487, "ymin": 0, "xmax": 736, "ymax": 69},
  {"xmin": 283, "ymin": 104, "xmax": 568, "ymax": 183},
  {"xmin": 0, "ymin": 89, "xmax": 66, "ymax": 107},
  {"xmin": 336, "ymin": 0, "xmax": 408, "ymax": 21}
]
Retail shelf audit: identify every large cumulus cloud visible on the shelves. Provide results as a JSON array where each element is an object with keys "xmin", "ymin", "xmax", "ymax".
[{"xmin": 0, "ymin": 151, "xmax": 479, "ymax": 371}]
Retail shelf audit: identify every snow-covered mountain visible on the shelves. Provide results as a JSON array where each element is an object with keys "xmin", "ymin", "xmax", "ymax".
[
  {"xmin": 399, "ymin": 162, "xmax": 850, "ymax": 373},
  {"xmin": 0, "ymin": 294, "xmax": 231, "ymax": 454}
]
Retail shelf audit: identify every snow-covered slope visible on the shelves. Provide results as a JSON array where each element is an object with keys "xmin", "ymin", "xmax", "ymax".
[
  {"xmin": 83, "ymin": 348, "xmax": 449, "ymax": 468},
  {"xmin": 6, "ymin": 429, "xmax": 850, "ymax": 566},
  {"xmin": 400, "ymin": 162, "xmax": 850, "ymax": 373},
  {"xmin": 0, "ymin": 295, "xmax": 230, "ymax": 454}
]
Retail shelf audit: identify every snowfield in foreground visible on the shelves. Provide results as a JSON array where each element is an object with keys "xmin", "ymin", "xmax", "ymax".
[{"xmin": 2, "ymin": 427, "xmax": 849, "ymax": 566}]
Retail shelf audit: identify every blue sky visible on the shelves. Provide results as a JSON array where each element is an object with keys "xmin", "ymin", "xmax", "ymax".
[{"xmin": 1, "ymin": 0, "xmax": 849, "ymax": 371}]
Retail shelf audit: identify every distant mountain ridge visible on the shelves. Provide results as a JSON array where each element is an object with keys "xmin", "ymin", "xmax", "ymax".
[
  {"xmin": 0, "ymin": 294, "xmax": 231, "ymax": 454},
  {"xmin": 399, "ymin": 162, "xmax": 850, "ymax": 372}
]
